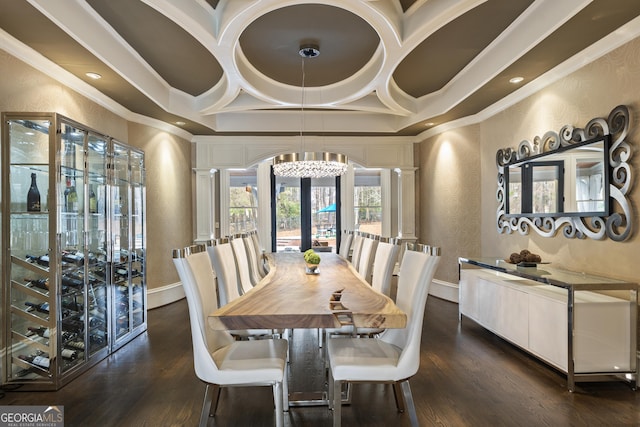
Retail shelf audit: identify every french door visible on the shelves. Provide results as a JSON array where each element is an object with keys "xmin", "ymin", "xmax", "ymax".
[{"xmin": 271, "ymin": 172, "xmax": 340, "ymax": 252}]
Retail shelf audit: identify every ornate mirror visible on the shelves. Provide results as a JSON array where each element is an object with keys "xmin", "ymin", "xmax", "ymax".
[{"xmin": 496, "ymin": 105, "xmax": 632, "ymax": 241}]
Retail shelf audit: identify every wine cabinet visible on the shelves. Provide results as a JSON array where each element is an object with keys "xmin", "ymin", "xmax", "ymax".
[{"xmin": 1, "ymin": 113, "xmax": 147, "ymax": 390}]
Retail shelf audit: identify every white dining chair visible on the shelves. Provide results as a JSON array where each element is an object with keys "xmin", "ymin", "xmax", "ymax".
[
  {"xmin": 249, "ymin": 229, "xmax": 269, "ymax": 276},
  {"xmin": 327, "ymin": 243, "xmax": 441, "ymax": 427},
  {"xmin": 370, "ymin": 238, "xmax": 399, "ymax": 298},
  {"xmin": 356, "ymin": 235, "xmax": 378, "ymax": 283},
  {"xmin": 349, "ymin": 232, "xmax": 365, "ymax": 267},
  {"xmin": 322, "ymin": 238, "xmax": 396, "ymax": 350},
  {"xmin": 208, "ymin": 239, "xmax": 278, "ymax": 339},
  {"xmin": 338, "ymin": 230, "xmax": 353, "ymax": 259},
  {"xmin": 207, "ymin": 239, "xmax": 241, "ymax": 307},
  {"xmin": 172, "ymin": 244, "xmax": 289, "ymax": 427},
  {"xmin": 231, "ymin": 235, "xmax": 254, "ymax": 294},
  {"xmin": 242, "ymin": 233, "xmax": 263, "ymax": 286}
]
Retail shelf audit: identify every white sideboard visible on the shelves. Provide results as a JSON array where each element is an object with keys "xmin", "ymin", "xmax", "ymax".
[{"xmin": 458, "ymin": 257, "xmax": 638, "ymax": 391}]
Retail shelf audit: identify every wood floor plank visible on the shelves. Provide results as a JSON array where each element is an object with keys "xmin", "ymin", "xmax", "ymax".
[{"xmin": 1, "ymin": 296, "xmax": 638, "ymax": 426}]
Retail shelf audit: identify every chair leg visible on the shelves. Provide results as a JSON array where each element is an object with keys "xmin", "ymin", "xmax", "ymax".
[
  {"xmin": 332, "ymin": 379, "xmax": 342, "ymax": 427},
  {"xmin": 200, "ymin": 383, "xmax": 219, "ymax": 427},
  {"xmin": 399, "ymin": 380, "xmax": 419, "ymax": 427},
  {"xmin": 273, "ymin": 381, "xmax": 284, "ymax": 427},
  {"xmin": 392, "ymin": 382, "xmax": 406, "ymax": 412},
  {"xmin": 211, "ymin": 384, "xmax": 221, "ymax": 415},
  {"xmin": 283, "ymin": 365, "xmax": 289, "ymax": 412}
]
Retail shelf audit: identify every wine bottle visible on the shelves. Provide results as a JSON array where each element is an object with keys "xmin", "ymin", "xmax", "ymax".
[
  {"xmin": 18, "ymin": 353, "xmax": 50, "ymax": 369},
  {"xmin": 26, "ymin": 254, "xmax": 49, "ymax": 267},
  {"xmin": 66, "ymin": 340, "xmax": 85, "ymax": 350},
  {"xmin": 62, "ymin": 251, "xmax": 84, "ymax": 265},
  {"xmin": 26, "ymin": 277, "xmax": 49, "ymax": 291},
  {"xmin": 63, "ymin": 179, "xmax": 71, "ymax": 212},
  {"xmin": 62, "ymin": 318, "xmax": 84, "ymax": 333},
  {"xmin": 27, "ymin": 326, "xmax": 50, "ymax": 338},
  {"xmin": 89, "ymin": 186, "xmax": 97, "ymax": 213},
  {"xmin": 61, "ymin": 297, "xmax": 83, "ymax": 312},
  {"xmin": 62, "ymin": 274, "xmax": 84, "ymax": 288},
  {"xmin": 61, "ymin": 331, "xmax": 77, "ymax": 342},
  {"xmin": 67, "ymin": 185, "xmax": 78, "ymax": 212},
  {"xmin": 61, "ymin": 349, "xmax": 77, "ymax": 360},
  {"xmin": 27, "ymin": 173, "xmax": 41, "ymax": 212},
  {"xmin": 89, "ymin": 332, "xmax": 106, "ymax": 346},
  {"xmin": 24, "ymin": 301, "xmax": 49, "ymax": 314}
]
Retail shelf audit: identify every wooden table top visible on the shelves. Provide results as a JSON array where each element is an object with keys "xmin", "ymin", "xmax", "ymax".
[{"xmin": 208, "ymin": 252, "xmax": 406, "ymax": 330}]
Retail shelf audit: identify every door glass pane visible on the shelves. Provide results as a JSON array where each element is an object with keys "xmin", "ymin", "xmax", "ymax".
[
  {"xmin": 531, "ymin": 164, "xmax": 561, "ymax": 214},
  {"xmin": 229, "ymin": 169, "xmax": 258, "ymax": 234},
  {"xmin": 130, "ymin": 150, "xmax": 145, "ymax": 329},
  {"xmin": 275, "ymin": 176, "xmax": 301, "ymax": 252},
  {"xmin": 59, "ymin": 122, "xmax": 87, "ymax": 371},
  {"xmin": 86, "ymin": 133, "xmax": 108, "ymax": 356},
  {"xmin": 311, "ymin": 177, "xmax": 336, "ymax": 251},
  {"xmin": 112, "ymin": 143, "xmax": 131, "ymax": 339},
  {"xmin": 7, "ymin": 118, "xmax": 52, "ymax": 381},
  {"xmin": 354, "ymin": 170, "xmax": 382, "ymax": 235}
]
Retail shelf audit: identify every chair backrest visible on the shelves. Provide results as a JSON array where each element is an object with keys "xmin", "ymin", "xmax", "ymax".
[
  {"xmin": 172, "ymin": 245, "xmax": 234, "ymax": 381},
  {"xmin": 350, "ymin": 233, "xmax": 365, "ymax": 266},
  {"xmin": 338, "ymin": 230, "xmax": 353, "ymax": 259},
  {"xmin": 249, "ymin": 230, "xmax": 265, "ymax": 274},
  {"xmin": 370, "ymin": 239, "xmax": 399, "ymax": 297},
  {"xmin": 231, "ymin": 236, "xmax": 254, "ymax": 294},
  {"xmin": 357, "ymin": 236, "xmax": 378, "ymax": 283},
  {"xmin": 207, "ymin": 239, "xmax": 242, "ymax": 306},
  {"xmin": 242, "ymin": 234, "xmax": 262, "ymax": 286},
  {"xmin": 380, "ymin": 243, "xmax": 440, "ymax": 379}
]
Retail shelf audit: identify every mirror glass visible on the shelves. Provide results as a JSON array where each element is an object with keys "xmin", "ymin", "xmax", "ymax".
[{"xmin": 505, "ymin": 138, "xmax": 608, "ymax": 217}]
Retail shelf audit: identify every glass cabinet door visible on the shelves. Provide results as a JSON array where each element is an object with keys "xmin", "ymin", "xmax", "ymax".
[
  {"xmin": 85, "ymin": 133, "xmax": 109, "ymax": 357},
  {"xmin": 4, "ymin": 116, "xmax": 54, "ymax": 384},
  {"xmin": 58, "ymin": 122, "xmax": 88, "ymax": 373},
  {"xmin": 129, "ymin": 150, "xmax": 146, "ymax": 330},
  {"xmin": 111, "ymin": 142, "xmax": 131, "ymax": 342}
]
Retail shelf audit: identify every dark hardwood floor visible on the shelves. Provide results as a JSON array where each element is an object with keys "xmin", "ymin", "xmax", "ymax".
[{"xmin": 1, "ymin": 296, "xmax": 638, "ymax": 426}]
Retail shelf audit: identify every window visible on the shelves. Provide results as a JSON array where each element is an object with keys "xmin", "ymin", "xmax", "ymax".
[
  {"xmin": 354, "ymin": 169, "xmax": 381, "ymax": 235},
  {"xmin": 228, "ymin": 169, "xmax": 258, "ymax": 234}
]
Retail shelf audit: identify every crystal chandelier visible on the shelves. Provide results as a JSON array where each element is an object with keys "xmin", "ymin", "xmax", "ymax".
[{"xmin": 272, "ymin": 44, "xmax": 348, "ymax": 178}]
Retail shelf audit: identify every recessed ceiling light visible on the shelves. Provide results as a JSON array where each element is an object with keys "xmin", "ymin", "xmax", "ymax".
[
  {"xmin": 175, "ymin": 121, "xmax": 186, "ymax": 126},
  {"xmin": 85, "ymin": 72, "xmax": 102, "ymax": 80},
  {"xmin": 509, "ymin": 76, "xmax": 524, "ymax": 84}
]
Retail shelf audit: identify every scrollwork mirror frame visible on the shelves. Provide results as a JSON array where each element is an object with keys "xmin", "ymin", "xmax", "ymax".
[{"xmin": 496, "ymin": 105, "xmax": 633, "ymax": 241}]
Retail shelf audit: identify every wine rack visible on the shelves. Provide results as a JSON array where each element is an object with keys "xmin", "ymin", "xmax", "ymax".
[{"xmin": 1, "ymin": 113, "xmax": 146, "ymax": 390}]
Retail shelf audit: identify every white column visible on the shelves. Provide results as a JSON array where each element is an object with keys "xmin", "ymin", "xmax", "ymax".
[
  {"xmin": 194, "ymin": 168, "xmax": 217, "ymax": 242},
  {"xmin": 380, "ymin": 168, "xmax": 392, "ymax": 237},
  {"xmin": 340, "ymin": 165, "xmax": 355, "ymax": 231},
  {"xmin": 394, "ymin": 167, "xmax": 417, "ymax": 240},
  {"xmin": 257, "ymin": 161, "xmax": 272, "ymax": 252},
  {"xmin": 219, "ymin": 169, "xmax": 230, "ymax": 237}
]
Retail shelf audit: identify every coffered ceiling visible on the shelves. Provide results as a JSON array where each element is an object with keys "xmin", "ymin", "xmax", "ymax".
[{"xmin": 1, "ymin": 0, "xmax": 639, "ymax": 138}]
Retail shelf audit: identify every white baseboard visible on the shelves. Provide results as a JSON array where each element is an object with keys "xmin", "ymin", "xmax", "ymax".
[
  {"xmin": 429, "ymin": 279, "xmax": 459, "ymax": 303},
  {"xmin": 147, "ymin": 282, "xmax": 185, "ymax": 309}
]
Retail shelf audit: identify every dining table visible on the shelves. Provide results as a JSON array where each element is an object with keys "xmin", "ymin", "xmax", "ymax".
[
  {"xmin": 208, "ymin": 251, "xmax": 407, "ymax": 407},
  {"xmin": 208, "ymin": 252, "xmax": 406, "ymax": 332}
]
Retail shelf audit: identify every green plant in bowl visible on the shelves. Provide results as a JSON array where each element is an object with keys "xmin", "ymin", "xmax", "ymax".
[{"xmin": 304, "ymin": 249, "xmax": 321, "ymax": 265}]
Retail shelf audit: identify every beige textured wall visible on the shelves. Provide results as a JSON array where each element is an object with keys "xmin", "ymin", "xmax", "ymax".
[
  {"xmin": 0, "ymin": 51, "xmax": 127, "ymax": 140},
  {"xmin": 418, "ymin": 125, "xmax": 482, "ymax": 283},
  {"xmin": 480, "ymin": 36, "xmax": 640, "ymax": 282},
  {"xmin": 0, "ymin": 49, "xmax": 193, "ymax": 290},
  {"xmin": 419, "ymin": 35, "xmax": 640, "ymax": 284},
  {"xmin": 126, "ymin": 123, "xmax": 192, "ymax": 289}
]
